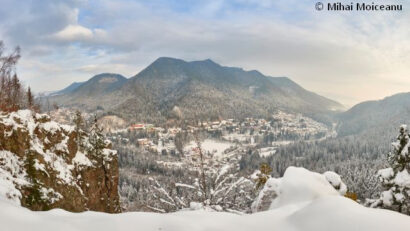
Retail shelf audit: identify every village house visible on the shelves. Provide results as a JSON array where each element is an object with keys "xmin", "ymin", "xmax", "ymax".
[{"xmin": 129, "ymin": 124, "xmax": 145, "ymax": 131}]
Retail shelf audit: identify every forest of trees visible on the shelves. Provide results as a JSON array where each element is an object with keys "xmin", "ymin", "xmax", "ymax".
[
  {"xmin": 114, "ymin": 121, "xmax": 400, "ymax": 212},
  {"xmin": 239, "ymin": 134, "xmax": 386, "ymax": 201}
]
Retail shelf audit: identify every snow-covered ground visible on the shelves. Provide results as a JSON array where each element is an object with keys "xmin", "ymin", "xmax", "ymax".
[
  {"xmin": 258, "ymin": 147, "xmax": 276, "ymax": 157},
  {"xmin": 185, "ymin": 139, "xmax": 234, "ymax": 158},
  {"xmin": 1, "ymin": 167, "xmax": 409, "ymax": 231}
]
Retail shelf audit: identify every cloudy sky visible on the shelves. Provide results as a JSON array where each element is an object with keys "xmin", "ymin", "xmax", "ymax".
[{"xmin": 0, "ymin": 0, "xmax": 409, "ymax": 107}]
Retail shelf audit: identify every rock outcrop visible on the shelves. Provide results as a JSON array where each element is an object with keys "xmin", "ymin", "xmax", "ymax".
[{"xmin": 0, "ymin": 110, "xmax": 121, "ymax": 213}]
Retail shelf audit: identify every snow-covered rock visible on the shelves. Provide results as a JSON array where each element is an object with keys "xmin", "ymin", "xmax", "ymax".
[
  {"xmin": 252, "ymin": 167, "xmax": 347, "ymax": 212},
  {"xmin": 270, "ymin": 167, "xmax": 341, "ymax": 209},
  {"xmin": 251, "ymin": 177, "xmax": 280, "ymax": 212},
  {"xmin": 0, "ymin": 150, "xmax": 29, "ymax": 205},
  {"xmin": 0, "ymin": 110, "xmax": 120, "ymax": 213},
  {"xmin": 323, "ymin": 171, "xmax": 347, "ymax": 195}
]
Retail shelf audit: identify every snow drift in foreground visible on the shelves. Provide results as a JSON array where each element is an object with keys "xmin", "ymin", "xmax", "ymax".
[{"xmin": 1, "ymin": 167, "xmax": 409, "ymax": 231}]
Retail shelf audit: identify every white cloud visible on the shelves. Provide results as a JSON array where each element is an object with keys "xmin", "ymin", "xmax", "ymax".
[
  {"xmin": 51, "ymin": 24, "xmax": 107, "ymax": 43},
  {"xmin": 53, "ymin": 24, "xmax": 94, "ymax": 41}
]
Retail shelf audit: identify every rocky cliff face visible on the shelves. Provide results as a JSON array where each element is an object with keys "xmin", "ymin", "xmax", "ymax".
[{"xmin": 0, "ymin": 110, "xmax": 121, "ymax": 213}]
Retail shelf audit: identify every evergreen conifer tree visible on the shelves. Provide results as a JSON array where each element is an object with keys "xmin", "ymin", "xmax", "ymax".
[
  {"xmin": 369, "ymin": 125, "xmax": 410, "ymax": 215},
  {"xmin": 88, "ymin": 116, "xmax": 105, "ymax": 158},
  {"xmin": 27, "ymin": 86, "xmax": 34, "ymax": 109},
  {"xmin": 24, "ymin": 151, "xmax": 48, "ymax": 210},
  {"xmin": 73, "ymin": 110, "xmax": 85, "ymax": 151}
]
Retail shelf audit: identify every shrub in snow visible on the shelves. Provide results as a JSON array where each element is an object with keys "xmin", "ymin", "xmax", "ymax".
[
  {"xmin": 368, "ymin": 125, "xmax": 410, "ymax": 215},
  {"xmin": 252, "ymin": 163, "xmax": 272, "ymax": 190},
  {"xmin": 148, "ymin": 164, "xmax": 256, "ymax": 213}
]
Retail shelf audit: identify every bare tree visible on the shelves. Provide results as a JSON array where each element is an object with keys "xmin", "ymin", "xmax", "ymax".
[
  {"xmin": 0, "ymin": 41, "xmax": 39, "ymax": 112},
  {"xmin": 0, "ymin": 41, "xmax": 21, "ymax": 111}
]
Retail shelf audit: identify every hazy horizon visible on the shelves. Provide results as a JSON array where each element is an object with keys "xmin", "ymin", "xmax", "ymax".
[{"xmin": 1, "ymin": 0, "xmax": 409, "ymax": 107}]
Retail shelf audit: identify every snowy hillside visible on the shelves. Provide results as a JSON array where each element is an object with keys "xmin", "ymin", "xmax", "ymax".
[{"xmin": 1, "ymin": 167, "xmax": 409, "ymax": 231}]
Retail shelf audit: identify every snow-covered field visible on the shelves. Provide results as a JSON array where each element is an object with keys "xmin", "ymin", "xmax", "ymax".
[
  {"xmin": 185, "ymin": 139, "xmax": 234, "ymax": 158},
  {"xmin": 258, "ymin": 147, "xmax": 276, "ymax": 157},
  {"xmin": 2, "ymin": 167, "xmax": 409, "ymax": 231}
]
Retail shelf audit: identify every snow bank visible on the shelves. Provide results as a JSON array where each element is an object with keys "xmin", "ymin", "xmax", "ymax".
[
  {"xmin": 252, "ymin": 167, "xmax": 346, "ymax": 212},
  {"xmin": 1, "ymin": 191, "xmax": 410, "ymax": 231},
  {"xmin": 270, "ymin": 167, "xmax": 340, "ymax": 209},
  {"xmin": 287, "ymin": 196, "xmax": 410, "ymax": 231},
  {"xmin": 1, "ymin": 166, "xmax": 410, "ymax": 231}
]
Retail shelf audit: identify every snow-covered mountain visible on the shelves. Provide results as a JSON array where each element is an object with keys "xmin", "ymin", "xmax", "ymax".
[
  {"xmin": 1, "ymin": 167, "xmax": 409, "ymax": 231},
  {"xmin": 47, "ymin": 58, "xmax": 344, "ymax": 124}
]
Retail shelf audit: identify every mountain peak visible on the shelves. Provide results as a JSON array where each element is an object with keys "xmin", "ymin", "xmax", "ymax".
[
  {"xmin": 203, "ymin": 58, "xmax": 215, "ymax": 62},
  {"xmin": 200, "ymin": 58, "xmax": 217, "ymax": 64},
  {"xmin": 151, "ymin": 57, "xmax": 220, "ymax": 67},
  {"xmin": 88, "ymin": 73, "xmax": 127, "ymax": 82},
  {"xmin": 189, "ymin": 58, "xmax": 220, "ymax": 68},
  {"xmin": 152, "ymin": 57, "xmax": 186, "ymax": 65}
]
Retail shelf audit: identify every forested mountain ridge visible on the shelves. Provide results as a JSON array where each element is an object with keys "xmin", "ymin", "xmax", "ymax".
[
  {"xmin": 337, "ymin": 92, "xmax": 410, "ymax": 137},
  {"xmin": 50, "ymin": 73, "xmax": 128, "ymax": 109},
  {"xmin": 49, "ymin": 81, "xmax": 84, "ymax": 96},
  {"xmin": 48, "ymin": 57, "xmax": 344, "ymax": 124}
]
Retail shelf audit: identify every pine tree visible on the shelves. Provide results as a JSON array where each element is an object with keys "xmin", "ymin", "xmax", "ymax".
[
  {"xmin": 24, "ymin": 151, "xmax": 48, "ymax": 210},
  {"xmin": 11, "ymin": 74, "xmax": 21, "ymax": 110},
  {"xmin": 369, "ymin": 125, "xmax": 410, "ymax": 215},
  {"xmin": 87, "ymin": 116, "xmax": 106, "ymax": 158},
  {"xmin": 73, "ymin": 110, "xmax": 85, "ymax": 151},
  {"xmin": 86, "ymin": 115, "xmax": 120, "ymax": 212},
  {"xmin": 27, "ymin": 86, "xmax": 34, "ymax": 108},
  {"xmin": 388, "ymin": 125, "xmax": 410, "ymax": 171}
]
